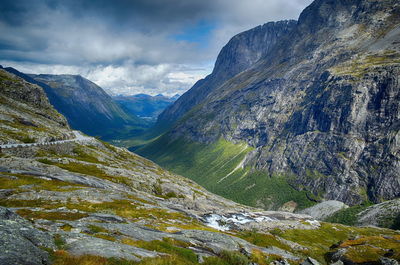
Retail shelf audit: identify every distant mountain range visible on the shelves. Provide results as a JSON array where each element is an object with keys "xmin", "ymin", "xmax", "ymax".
[
  {"xmin": 113, "ymin": 93, "xmax": 179, "ymax": 123},
  {"xmin": 1, "ymin": 66, "xmax": 152, "ymax": 140}
]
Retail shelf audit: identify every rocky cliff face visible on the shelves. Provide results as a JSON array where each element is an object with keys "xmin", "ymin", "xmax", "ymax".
[
  {"xmin": 0, "ymin": 68, "xmax": 71, "ymax": 144},
  {"xmin": 31, "ymin": 74, "xmax": 147, "ymax": 137},
  {"xmin": 4, "ymin": 70, "xmax": 147, "ymax": 139},
  {"xmin": 157, "ymin": 20, "xmax": 297, "ymax": 125},
  {"xmin": 139, "ymin": 0, "xmax": 400, "ymax": 209}
]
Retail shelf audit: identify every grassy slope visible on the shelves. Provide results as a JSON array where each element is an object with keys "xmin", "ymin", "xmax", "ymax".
[{"xmin": 137, "ymin": 135, "xmax": 315, "ymax": 210}]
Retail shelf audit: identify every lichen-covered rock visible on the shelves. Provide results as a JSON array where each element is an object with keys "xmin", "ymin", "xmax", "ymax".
[
  {"xmin": 0, "ymin": 207, "xmax": 55, "ymax": 265},
  {"xmin": 0, "ymin": 68, "xmax": 72, "ymax": 145},
  {"xmin": 0, "ymin": 68, "xmax": 67, "ymax": 127},
  {"xmin": 300, "ymin": 257, "xmax": 320, "ymax": 265},
  {"xmin": 356, "ymin": 198, "xmax": 400, "ymax": 229},
  {"xmin": 65, "ymin": 234, "xmax": 159, "ymax": 261}
]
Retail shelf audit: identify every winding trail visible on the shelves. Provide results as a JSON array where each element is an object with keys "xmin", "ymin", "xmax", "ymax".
[{"xmin": 0, "ymin": 131, "xmax": 93, "ymax": 149}]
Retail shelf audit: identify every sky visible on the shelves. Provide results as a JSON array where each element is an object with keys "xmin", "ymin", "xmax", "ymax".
[{"xmin": 0, "ymin": 0, "xmax": 313, "ymax": 97}]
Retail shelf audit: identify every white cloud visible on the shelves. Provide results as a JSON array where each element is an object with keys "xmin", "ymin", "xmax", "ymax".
[{"xmin": 1, "ymin": 60, "xmax": 211, "ymax": 97}]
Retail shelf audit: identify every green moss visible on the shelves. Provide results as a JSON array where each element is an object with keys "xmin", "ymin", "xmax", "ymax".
[
  {"xmin": 21, "ymin": 136, "xmax": 36, "ymax": 143},
  {"xmin": 271, "ymin": 222, "xmax": 400, "ymax": 263},
  {"xmin": 203, "ymin": 250, "xmax": 251, "ymax": 265},
  {"xmin": 88, "ymin": 224, "xmax": 108, "ymax": 234},
  {"xmin": 325, "ymin": 203, "xmax": 372, "ymax": 225},
  {"xmin": 93, "ymin": 233, "xmax": 117, "ymax": 242},
  {"xmin": 123, "ymin": 238, "xmax": 198, "ymax": 263},
  {"xmin": 235, "ymin": 230, "xmax": 291, "ymax": 252},
  {"xmin": 42, "ymin": 160, "xmax": 135, "ymax": 188},
  {"xmin": 343, "ymin": 245, "xmax": 382, "ymax": 263},
  {"xmin": 54, "ymin": 162, "xmax": 108, "ymax": 177},
  {"xmin": 61, "ymin": 224, "xmax": 73, "ymax": 231},
  {"xmin": 0, "ymin": 173, "xmax": 83, "ymax": 191},
  {"xmin": 71, "ymin": 146, "xmax": 104, "ymax": 164},
  {"xmin": 37, "ymin": 158, "xmax": 55, "ymax": 165},
  {"xmin": 54, "ymin": 234, "xmax": 66, "ymax": 249},
  {"xmin": 330, "ymin": 52, "xmax": 400, "ymax": 78},
  {"xmin": 16, "ymin": 209, "xmax": 88, "ymax": 221},
  {"xmin": 0, "ymin": 198, "xmax": 51, "ymax": 208},
  {"xmin": 164, "ymin": 191, "xmax": 185, "ymax": 199},
  {"xmin": 326, "ymin": 235, "xmax": 400, "ymax": 263},
  {"xmin": 62, "ymin": 199, "xmax": 192, "ymax": 226}
]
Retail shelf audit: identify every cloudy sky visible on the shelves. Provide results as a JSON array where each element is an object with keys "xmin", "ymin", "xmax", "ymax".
[{"xmin": 0, "ymin": 0, "xmax": 313, "ymax": 96}]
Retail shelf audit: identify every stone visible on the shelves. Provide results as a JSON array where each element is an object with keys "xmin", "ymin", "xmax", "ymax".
[
  {"xmin": 356, "ymin": 198, "xmax": 400, "ymax": 229},
  {"xmin": 279, "ymin": 201, "xmax": 298, "ymax": 213},
  {"xmin": 301, "ymin": 257, "xmax": 321, "ymax": 265},
  {"xmin": 0, "ymin": 207, "xmax": 55, "ymax": 265},
  {"xmin": 270, "ymin": 259, "xmax": 290, "ymax": 265},
  {"xmin": 300, "ymin": 201, "xmax": 349, "ymax": 220},
  {"xmin": 65, "ymin": 234, "xmax": 159, "ymax": 261},
  {"xmin": 380, "ymin": 258, "xmax": 399, "ymax": 265},
  {"xmin": 329, "ymin": 261, "xmax": 344, "ymax": 265}
]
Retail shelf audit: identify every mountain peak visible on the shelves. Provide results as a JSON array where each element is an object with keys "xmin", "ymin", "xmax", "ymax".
[{"xmin": 157, "ymin": 19, "xmax": 297, "ymax": 124}]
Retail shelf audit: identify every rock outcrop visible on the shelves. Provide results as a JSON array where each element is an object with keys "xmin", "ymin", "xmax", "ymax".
[
  {"xmin": 356, "ymin": 198, "xmax": 400, "ymax": 229},
  {"xmin": 300, "ymin": 200, "xmax": 349, "ymax": 220},
  {"xmin": 0, "ymin": 69, "xmax": 71, "ymax": 144},
  {"xmin": 0, "ymin": 206, "xmax": 55, "ymax": 265}
]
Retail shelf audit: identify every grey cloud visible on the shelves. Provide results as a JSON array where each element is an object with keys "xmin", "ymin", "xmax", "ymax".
[{"xmin": 0, "ymin": 0, "xmax": 313, "ymax": 95}]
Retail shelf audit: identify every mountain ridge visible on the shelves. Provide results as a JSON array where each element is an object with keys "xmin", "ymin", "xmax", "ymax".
[
  {"xmin": 157, "ymin": 19, "xmax": 297, "ymax": 126},
  {"xmin": 138, "ymin": 0, "xmax": 400, "ymax": 210},
  {"xmin": 1, "ymin": 66, "xmax": 149, "ymax": 140},
  {"xmin": 113, "ymin": 93, "xmax": 177, "ymax": 123}
]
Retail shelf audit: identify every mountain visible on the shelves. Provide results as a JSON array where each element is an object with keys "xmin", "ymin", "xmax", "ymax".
[
  {"xmin": 113, "ymin": 93, "xmax": 177, "ymax": 123},
  {"xmin": 1, "ymin": 66, "xmax": 148, "ymax": 140},
  {"xmin": 0, "ymin": 68, "xmax": 71, "ymax": 144},
  {"xmin": 157, "ymin": 20, "xmax": 297, "ymax": 127},
  {"xmin": 138, "ymin": 0, "xmax": 400, "ymax": 212},
  {"xmin": 2, "ymin": 67, "xmax": 400, "ymax": 265}
]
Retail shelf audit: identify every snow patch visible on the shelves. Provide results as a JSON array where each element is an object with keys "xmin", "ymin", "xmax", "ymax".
[{"xmin": 204, "ymin": 213, "xmax": 275, "ymax": 231}]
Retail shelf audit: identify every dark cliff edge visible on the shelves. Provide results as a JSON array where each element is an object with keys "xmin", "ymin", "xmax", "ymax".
[{"xmin": 157, "ymin": 20, "xmax": 297, "ymax": 126}]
